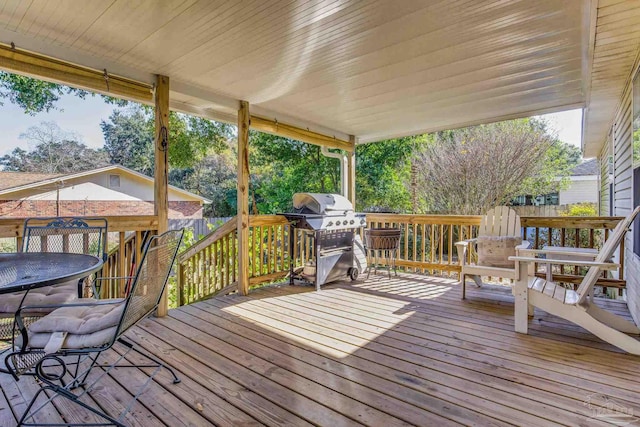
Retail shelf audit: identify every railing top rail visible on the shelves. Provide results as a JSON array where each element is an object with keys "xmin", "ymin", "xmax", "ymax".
[
  {"xmin": 249, "ymin": 214, "xmax": 289, "ymax": 226},
  {"xmin": 179, "ymin": 216, "xmax": 238, "ymax": 262},
  {"xmin": 520, "ymin": 216, "xmax": 624, "ymax": 229},
  {"xmin": 0, "ymin": 215, "xmax": 158, "ymax": 238},
  {"xmin": 366, "ymin": 213, "xmax": 483, "ymax": 226}
]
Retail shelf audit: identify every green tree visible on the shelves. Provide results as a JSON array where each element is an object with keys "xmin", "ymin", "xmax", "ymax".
[
  {"xmin": 100, "ymin": 106, "xmax": 236, "ymax": 216},
  {"xmin": 0, "ymin": 121, "xmax": 109, "ymax": 173},
  {"xmin": 101, "ymin": 108, "xmax": 155, "ymax": 175},
  {"xmin": 250, "ymin": 132, "xmax": 345, "ymax": 213},
  {"xmin": 355, "ymin": 137, "xmax": 416, "ymax": 212}
]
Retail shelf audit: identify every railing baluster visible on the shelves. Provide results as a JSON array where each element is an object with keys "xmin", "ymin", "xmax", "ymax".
[{"xmin": 448, "ymin": 224, "xmax": 453, "ymax": 272}]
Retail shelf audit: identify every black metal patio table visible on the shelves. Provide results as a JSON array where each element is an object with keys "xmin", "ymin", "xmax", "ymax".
[{"xmin": 0, "ymin": 252, "xmax": 103, "ymax": 294}]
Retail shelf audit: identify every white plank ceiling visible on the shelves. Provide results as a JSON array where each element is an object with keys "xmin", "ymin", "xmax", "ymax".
[{"xmin": 0, "ymin": 0, "xmax": 636, "ymax": 152}]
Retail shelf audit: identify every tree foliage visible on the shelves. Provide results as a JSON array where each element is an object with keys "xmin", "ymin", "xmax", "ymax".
[
  {"xmin": 355, "ymin": 138, "xmax": 415, "ymax": 212},
  {"xmin": 249, "ymin": 132, "xmax": 342, "ymax": 213},
  {"xmin": 0, "ymin": 72, "xmax": 126, "ymax": 115},
  {"xmin": 0, "ymin": 71, "xmax": 587, "ymax": 219},
  {"xmin": 100, "ymin": 106, "xmax": 236, "ymax": 216},
  {"xmin": 101, "ymin": 108, "xmax": 155, "ymax": 175},
  {"xmin": 0, "ymin": 121, "xmax": 109, "ymax": 173},
  {"xmin": 412, "ymin": 119, "xmax": 577, "ymax": 215}
]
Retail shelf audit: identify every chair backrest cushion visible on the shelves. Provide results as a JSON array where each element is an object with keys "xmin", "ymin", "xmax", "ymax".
[
  {"xmin": 479, "ymin": 206, "xmax": 521, "ymax": 237},
  {"xmin": 477, "ymin": 235, "xmax": 522, "ymax": 268},
  {"xmin": 0, "ymin": 282, "xmax": 78, "ymax": 314}
]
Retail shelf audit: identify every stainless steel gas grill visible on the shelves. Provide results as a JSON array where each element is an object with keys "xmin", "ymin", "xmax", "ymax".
[{"xmin": 283, "ymin": 193, "xmax": 366, "ymax": 290}]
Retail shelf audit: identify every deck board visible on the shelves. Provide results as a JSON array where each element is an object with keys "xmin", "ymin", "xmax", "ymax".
[{"xmin": 4, "ymin": 273, "xmax": 640, "ymax": 426}]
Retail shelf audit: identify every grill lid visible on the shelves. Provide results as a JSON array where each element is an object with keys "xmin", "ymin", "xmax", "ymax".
[{"xmin": 292, "ymin": 193, "xmax": 353, "ymax": 215}]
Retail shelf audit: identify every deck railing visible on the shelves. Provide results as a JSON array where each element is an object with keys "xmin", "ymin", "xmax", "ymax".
[
  {"xmin": 0, "ymin": 215, "xmax": 158, "ymax": 297},
  {"xmin": 174, "ymin": 213, "xmax": 627, "ymax": 305},
  {"xmin": 0, "ymin": 213, "xmax": 626, "ymax": 306},
  {"xmin": 521, "ymin": 216, "xmax": 625, "ymax": 289},
  {"xmin": 365, "ymin": 214, "xmax": 482, "ymax": 276},
  {"xmin": 176, "ymin": 215, "xmax": 290, "ymax": 305}
]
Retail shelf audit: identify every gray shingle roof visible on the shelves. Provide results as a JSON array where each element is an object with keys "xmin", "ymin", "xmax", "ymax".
[
  {"xmin": 0, "ymin": 171, "xmax": 63, "ymax": 191},
  {"xmin": 571, "ymin": 159, "xmax": 599, "ymax": 176}
]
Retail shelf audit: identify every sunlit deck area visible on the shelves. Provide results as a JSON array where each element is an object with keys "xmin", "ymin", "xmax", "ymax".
[{"xmin": 2, "ymin": 272, "xmax": 639, "ymax": 426}]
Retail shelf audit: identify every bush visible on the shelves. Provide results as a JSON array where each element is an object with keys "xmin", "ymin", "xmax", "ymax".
[{"xmin": 560, "ymin": 203, "xmax": 597, "ymax": 217}]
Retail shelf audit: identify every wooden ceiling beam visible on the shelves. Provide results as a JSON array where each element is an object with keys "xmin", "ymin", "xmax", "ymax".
[
  {"xmin": 0, "ymin": 43, "xmax": 153, "ymax": 103},
  {"xmin": 0, "ymin": 43, "xmax": 353, "ymax": 150},
  {"xmin": 250, "ymin": 115, "xmax": 352, "ymax": 152}
]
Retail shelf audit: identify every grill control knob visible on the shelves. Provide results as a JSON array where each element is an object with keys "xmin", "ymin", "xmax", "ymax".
[
  {"xmin": 360, "ymin": 219, "xmax": 365, "ymax": 224},
  {"xmin": 327, "ymin": 221, "xmax": 333, "ymax": 226},
  {"xmin": 350, "ymin": 220, "xmax": 354, "ymax": 224},
  {"xmin": 335, "ymin": 221, "xmax": 341, "ymax": 226}
]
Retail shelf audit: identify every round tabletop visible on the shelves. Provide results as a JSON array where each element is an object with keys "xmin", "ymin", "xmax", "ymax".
[{"xmin": 0, "ymin": 252, "xmax": 103, "ymax": 294}]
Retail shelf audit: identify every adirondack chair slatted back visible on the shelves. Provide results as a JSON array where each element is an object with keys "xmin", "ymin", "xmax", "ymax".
[
  {"xmin": 575, "ymin": 206, "xmax": 640, "ymax": 303},
  {"xmin": 479, "ymin": 206, "xmax": 521, "ymax": 237}
]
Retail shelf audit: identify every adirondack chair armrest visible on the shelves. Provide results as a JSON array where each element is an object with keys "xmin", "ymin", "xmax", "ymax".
[
  {"xmin": 454, "ymin": 238, "xmax": 477, "ymax": 248},
  {"xmin": 455, "ymin": 238, "xmax": 477, "ymax": 266},
  {"xmin": 508, "ymin": 256, "xmax": 619, "ymax": 270},
  {"xmin": 517, "ymin": 247, "xmax": 599, "ymax": 259}
]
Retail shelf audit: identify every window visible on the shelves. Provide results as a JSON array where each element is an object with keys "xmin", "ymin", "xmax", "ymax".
[
  {"xmin": 109, "ymin": 174, "xmax": 121, "ymax": 188},
  {"xmin": 633, "ymin": 70, "xmax": 640, "ymax": 255}
]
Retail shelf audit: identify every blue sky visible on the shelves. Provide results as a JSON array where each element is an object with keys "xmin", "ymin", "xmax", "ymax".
[
  {"xmin": 0, "ymin": 94, "xmax": 116, "ymax": 155},
  {"xmin": 0, "ymin": 95, "xmax": 584, "ymax": 156}
]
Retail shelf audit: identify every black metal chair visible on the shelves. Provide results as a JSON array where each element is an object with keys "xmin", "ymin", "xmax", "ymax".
[
  {"xmin": 0, "ymin": 218, "xmax": 108, "ymax": 353},
  {"xmin": 4, "ymin": 229, "xmax": 184, "ymax": 427},
  {"xmin": 23, "ymin": 217, "xmax": 108, "ymax": 296}
]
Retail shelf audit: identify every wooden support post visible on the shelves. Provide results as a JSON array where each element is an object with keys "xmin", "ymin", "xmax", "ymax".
[
  {"xmin": 237, "ymin": 101, "xmax": 251, "ymax": 295},
  {"xmin": 347, "ymin": 135, "xmax": 356, "ymax": 208},
  {"xmin": 154, "ymin": 75, "xmax": 170, "ymax": 317}
]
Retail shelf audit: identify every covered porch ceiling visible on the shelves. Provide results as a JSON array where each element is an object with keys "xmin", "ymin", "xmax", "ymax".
[{"xmin": 0, "ymin": 1, "xmax": 637, "ymax": 155}]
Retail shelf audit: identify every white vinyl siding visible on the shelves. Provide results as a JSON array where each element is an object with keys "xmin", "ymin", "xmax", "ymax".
[
  {"xmin": 558, "ymin": 179, "xmax": 598, "ymax": 205},
  {"xmin": 610, "ymin": 76, "xmax": 640, "ymax": 325},
  {"xmin": 599, "ymin": 141, "xmax": 611, "ymax": 216}
]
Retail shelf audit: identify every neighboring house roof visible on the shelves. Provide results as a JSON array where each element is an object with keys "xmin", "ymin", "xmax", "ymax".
[
  {"xmin": 0, "ymin": 171, "xmax": 63, "ymax": 190},
  {"xmin": 571, "ymin": 159, "xmax": 599, "ymax": 177},
  {"xmin": 0, "ymin": 165, "xmax": 211, "ymax": 203}
]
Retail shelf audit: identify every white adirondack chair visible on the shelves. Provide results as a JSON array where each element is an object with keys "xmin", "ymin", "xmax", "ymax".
[
  {"xmin": 455, "ymin": 206, "xmax": 530, "ymax": 299},
  {"xmin": 511, "ymin": 206, "xmax": 640, "ymax": 355}
]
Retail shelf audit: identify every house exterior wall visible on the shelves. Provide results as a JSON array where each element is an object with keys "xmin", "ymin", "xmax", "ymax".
[
  {"xmin": 79, "ymin": 171, "xmax": 196, "ymax": 202},
  {"xmin": 607, "ymin": 77, "xmax": 640, "ymax": 325},
  {"xmin": 0, "ymin": 200, "xmax": 202, "ymax": 219},
  {"xmin": 0, "ymin": 167, "xmax": 206, "ymax": 219},
  {"xmin": 558, "ymin": 177, "xmax": 599, "ymax": 205},
  {"xmin": 3, "ymin": 170, "xmax": 199, "ymax": 202},
  {"xmin": 599, "ymin": 141, "xmax": 611, "ymax": 216}
]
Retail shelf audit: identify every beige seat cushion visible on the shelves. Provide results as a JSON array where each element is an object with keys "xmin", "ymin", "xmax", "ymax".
[
  {"xmin": 477, "ymin": 236, "xmax": 522, "ymax": 268},
  {"xmin": 0, "ymin": 281, "xmax": 79, "ymax": 314},
  {"xmin": 26, "ymin": 298, "xmax": 124, "ymax": 350}
]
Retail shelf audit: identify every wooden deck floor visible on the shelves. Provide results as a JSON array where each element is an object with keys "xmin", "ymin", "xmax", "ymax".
[{"xmin": 3, "ymin": 273, "xmax": 640, "ymax": 426}]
